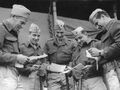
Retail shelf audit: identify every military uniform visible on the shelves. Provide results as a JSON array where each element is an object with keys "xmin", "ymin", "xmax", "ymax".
[
  {"xmin": 89, "ymin": 9, "xmax": 120, "ymax": 90},
  {"xmin": 72, "ymin": 39, "xmax": 107, "ymax": 90},
  {"xmin": 19, "ymin": 40, "xmax": 44, "ymax": 90},
  {"xmin": 0, "ymin": 20, "xmax": 20, "ymax": 90},
  {"xmin": 18, "ymin": 23, "xmax": 46, "ymax": 90},
  {"xmin": 93, "ymin": 19, "xmax": 120, "ymax": 90},
  {"xmin": 44, "ymin": 37, "xmax": 75, "ymax": 90},
  {"xmin": 0, "ymin": 4, "xmax": 31, "ymax": 90}
]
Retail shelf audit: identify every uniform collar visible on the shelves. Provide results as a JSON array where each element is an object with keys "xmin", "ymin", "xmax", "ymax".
[
  {"xmin": 105, "ymin": 19, "xmax": 116, "ymax": 31},
  {"xmin": 53, "ymin": 37, "xmax": 68, "ymax": 46},
  {"xmin": 25, "ymin": 40, "xmax": 41, "ymax": 49},
  {"xmin": 3, "ymin": 20, "xmax": 14, "ymax": 32}
]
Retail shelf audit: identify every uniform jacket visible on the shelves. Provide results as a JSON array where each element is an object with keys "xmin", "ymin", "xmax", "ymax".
[
  {"xmin": 19, "ymin": 41, "xmax": 45, "ymax": 76},
  {"xmin": 0, "ymin": 20, "xmax": 19, "ymax": 65},
  {"xmin": 100, "ymin": 19, "xmax": 120, "ymax": 61},
  {"xmin": 72, "ymin": 39, "xmax": 102, "ymax": 80},
  {"xmin": 95, "ymin": 19, "xmax": 120, "ymax": 73},
  {"xmin": 44, "ymin": 37, "xmax": 75, "ymax": 65},
  {"xmin": 19, "ymin": 41, "xmax": 44, "ymax": 90}
]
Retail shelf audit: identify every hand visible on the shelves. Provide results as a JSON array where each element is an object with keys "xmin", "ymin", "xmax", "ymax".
[
  {"xmin": 62, "ymin": 66, "xmax": 72, "ymax": 74},
  {"xmin": 17, "ymin": 54, "xmax": 29, "ymax": 64},
  {"xmin": 88, "ymin": 48, "xmax": 102, "ymax": 57},
  {"xmin": 27, "ymin": 65, "xmax": 40, "ymax": 71},
  {"xmin": 32, "ymin": 65, "xmax": 40, "ymax": 70}
]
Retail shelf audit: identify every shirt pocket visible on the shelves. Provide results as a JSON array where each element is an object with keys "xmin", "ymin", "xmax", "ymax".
[
  {"xmin": 61, "ymin": 49, "xmax": 72, "ymax": 55},
  {"xmin": 4, "ymin": 36, "xmax": 18, "ymax": 53},
  {"xmin": 48, "ymin": 49, "xmax": 57, "ymax": 55}
]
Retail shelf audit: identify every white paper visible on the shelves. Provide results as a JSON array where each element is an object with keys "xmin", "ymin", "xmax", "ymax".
[
  {"xmin": 49, "ymin": 63, "xmax": 66, "ymax": 72},
  {"xmin": 28, "ymin": 53, "xmax": 48, "ymax": 61}
]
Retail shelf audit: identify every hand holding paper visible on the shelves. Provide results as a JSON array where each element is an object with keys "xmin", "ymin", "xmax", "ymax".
[
  {"xmin": 86, "ymin": 50, "xmax": 98, "ymax": 60},
  {"xmin": 61, "ymin": 66, "xmax": 72, "ymax": 74},
  {"xmin": 86, "ymin": 50, "xmax": 99, "ymax": 70}
]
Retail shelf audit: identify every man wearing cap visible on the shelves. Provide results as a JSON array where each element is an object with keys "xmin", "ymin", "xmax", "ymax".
[
  {"xmin": 0, "ymin": 4, "xmax": 31, "ymax": 90},
  {"xmin": 44, "ymin": 19, "xmax": 75, "ymax": 90},
  {"xmin": 71, "ymin": 26, "xmax": 107, "ymax": 90},
  {"xmin": 88, "ymin": 8, "xmax": 120, "ymax": 90},
  {"xmin": 19, "ymin": 23, "xmax": 48, "ymax": 90}
]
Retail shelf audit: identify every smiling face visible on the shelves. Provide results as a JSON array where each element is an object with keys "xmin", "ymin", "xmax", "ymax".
[
  {"xmin": 55, "ymin": 27, "xmax": 65, "ymax": 42},
  {"xmin": 29, "ymin": 32, "xmax": 40, "ymax": 45},
  {"xmin": 92, "ymin": 15, "xmax": 106, "ymax": 30}
]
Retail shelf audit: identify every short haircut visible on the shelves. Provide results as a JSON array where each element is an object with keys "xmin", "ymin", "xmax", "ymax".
[{"xmin": 89, "ymin": 10, "xmax": 110, "ymax": 24}]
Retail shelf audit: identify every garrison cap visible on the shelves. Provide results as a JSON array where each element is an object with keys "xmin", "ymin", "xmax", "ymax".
[
  {"xmin": 56, "ymin": 19, "xmax": 65, "ymax": 29},
  {"xmin": 29, "ymin": 23, "xmax": 41, "ymax": 34},
  {"xmin": 89, "ymin": 8, "xmax": 103, "ymax": 23},
  {"xmin": 54, "ymin": 19, "xmax": 65, "ymax": 32},
  {"xmin": 72, "ymin": 26, "xmax": 84, "ymax": 36},
  {"xmin": 11, "ymin": 4, "xmax": 31, "ymax": 19}
]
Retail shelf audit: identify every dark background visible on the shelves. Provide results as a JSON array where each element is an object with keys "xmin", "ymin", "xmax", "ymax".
[{"xmin": 0, "ymin": 0, "xmax": 119, "ymax": 20}]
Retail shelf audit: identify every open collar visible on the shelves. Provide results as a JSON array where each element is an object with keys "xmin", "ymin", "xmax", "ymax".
[
  {"xmin": 25, "ymin": 40, "xmax": 41, "ymax": 49},
  {"xmin": 53, "ymin": 37, "xmax": 68, "ymax": 46},
  {"xmin": 3, "ymin": 20, "xmax": 14, "ymax": 32}
]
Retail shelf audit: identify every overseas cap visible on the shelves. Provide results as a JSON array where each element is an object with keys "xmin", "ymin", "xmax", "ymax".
[
  {"xmin": 56, "ymin": 19, "xmax": 65, "ymax": 29},
  {"xmin": 54, "ymin": 19, "xmax": 65, "ymax": 32},
  {"xmin": 29, "ymin": 23, "xmax": 41, "ymax": 34},
  {"xmin": 72, "ymin": 26, "xmax": 84, "ymax": 36},
  {"xmin": 89, "ymin": 8, "xmax": 103, "ymax": 22},
  {"xmin": 11, "ymin": 4, "xmax": 31, "ymax": 18}
]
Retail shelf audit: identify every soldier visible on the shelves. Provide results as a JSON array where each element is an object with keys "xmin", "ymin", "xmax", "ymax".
[
  {"xmin": 71, "ymin": 26, "xmax": 107, "ymax": 90},
  {"xmin": 19, "ymin": 23, "xmax": 47, "ymax": 90},
  {"xmin": 44, "ymin": 19, "xmax": 75, "ymax": 90},
  {"xmin": 88, "ymin": 8, "xmax": 120, "ymax": 90},
  {"xmin": 0, "ymin": 4, "xmax": 31, "ymax": 90}
]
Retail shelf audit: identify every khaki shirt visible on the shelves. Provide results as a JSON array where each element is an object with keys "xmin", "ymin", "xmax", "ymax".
[
  {"xmin": 0, "ymin": 20, "xmax": 19, "ymax": 65},
  {"xmin": 19, "ymin": 41, "xmax": 45, "ymax": 75},
  {"xmin": 44, "ymin": 38, "xmax": 75, "ymax": 65}
]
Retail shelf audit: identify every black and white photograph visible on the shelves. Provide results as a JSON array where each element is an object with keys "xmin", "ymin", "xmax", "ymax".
[{"xmin": 0, "ymin": 0, "xmax": 120, "ymax": 90}]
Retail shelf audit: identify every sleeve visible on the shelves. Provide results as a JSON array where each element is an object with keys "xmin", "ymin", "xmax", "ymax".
[
  {"xmin": 92, "ymin": 41, "xmax": 102, "ymax": 49},
  {"xmin": 102, "ymin": 24, "xmax": 120, "ymax": 61},
  {"xmin": 69, "ymin": 39, "xmax": 77, "ymax": 64},
  {"xmin": 43, "ymin": 42, "xmax": 49, "ymax": 55},
  {"xmin": 0, "ymin": 25, "xmax": 17, "ymax": 63},
  {"xmin": 19, "ymin": 43, "xmax": 25, "ymax": 54},
  {"xmin": 43, "ymin": 41, "xmax": 50, "ymax": 63}
]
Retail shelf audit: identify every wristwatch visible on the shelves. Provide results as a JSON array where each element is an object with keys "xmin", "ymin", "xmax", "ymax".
[
  {"xmin": 99, "ymin": 51, "xmax": 102, "ymax": 56},
  {"xmin": 99, "ymin": 50, "xmax": 104, "ymax": 56}
]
